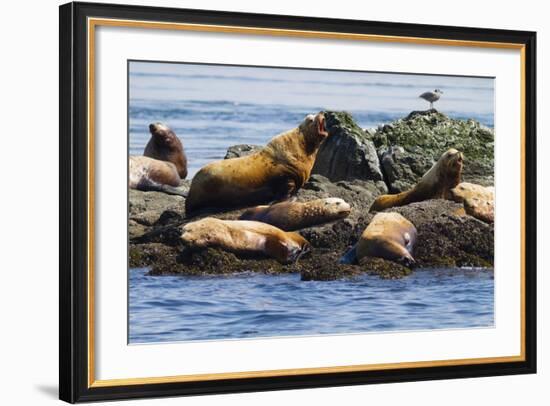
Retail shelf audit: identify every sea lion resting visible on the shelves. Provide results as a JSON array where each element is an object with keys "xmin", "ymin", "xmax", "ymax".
[
  {"xmin": 340, "ymin": 212, "xmax": 417, "ymax": 266},
  {"xmin": 239, "ymin": 198, "xmax": 351, "ymax": 231},
  {"xmin": 185, "ymin": 112, "xmax": 330, "ymax": 215},
  {"xmin": 369, "ymin": 148, "xmax": 464, "ymax": 212},
  {"xmin": 450, "ymin": 182, "xmax": 494, "ymax": 223},
  {"xmin": 145, "ymin": 122, "xmax": 188, "ymax": 179},
  {"xmin": 129, "ymin": 156, "xmax": 186, "ymax": 196},
  {"xmin": 180, "ymin": 218, "xmax": 310, "ymax": 264}
]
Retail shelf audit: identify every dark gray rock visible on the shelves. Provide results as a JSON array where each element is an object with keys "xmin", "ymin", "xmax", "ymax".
[
  {"xmin": 312, "ymin": 111, "xmax": 386, "ymax": 184},
  {"xmin": 224, "ymin": 144, "xmax": 262, "ymax": 159},
  {"xmin": 380, "ymin": 146, "xmax": 434, "ymax": 193},
  {"xmin": 386, "ymin": 200, "xmax": 494, "ymax": 268},
  {"xmin": 128, "ymin": 185, "xmax": 188, "ymax": 239}
]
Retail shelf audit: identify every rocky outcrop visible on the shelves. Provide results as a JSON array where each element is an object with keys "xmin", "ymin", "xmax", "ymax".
[
  {"xmin": 130, "ymin": 192, "xmax": 493, "ymax": 280},
  {"xmin": 312, "ymin": 111, "xmax": 386, "ymax": 185},
  {"xmin": 129, "ymin": 110, "xmax": 494, "ymax": 280},
  {"xmin": 372, "ymin": 109, "xmax": 494, "ymax": 191}
]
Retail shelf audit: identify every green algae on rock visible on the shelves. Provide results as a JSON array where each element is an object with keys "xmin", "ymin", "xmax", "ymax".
[{"xmin": 372, "ymin": 109, "xmax": 494, "ymax": 191}]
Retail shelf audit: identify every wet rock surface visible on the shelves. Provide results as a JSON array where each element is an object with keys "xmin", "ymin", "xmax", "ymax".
[{"xmin": 129, "ymin": 111, "xmax": 494, "ymax": 280}]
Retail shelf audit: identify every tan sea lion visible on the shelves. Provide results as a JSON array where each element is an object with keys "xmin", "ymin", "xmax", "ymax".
[
  {"xmin": 239, "ymin": 198, "xmax": 351, "ymax": 231},
  {"xmin": 145, "ymin": 123, "xmax": 188, "ymax": 179},
  {"xmin": 464, "ymin": 196, "xmax": 494, "ymax": 223},
  {"xmin": 185, "ymin": 112, "xmax": 330, "ymax": 215},
  {"xmin": 129, "ymin": 155, "xmax": 185, "ymax": 196},
  {"xmin": 180, "ymin": 218, "xmax": 310, "ymax": 264},
  {"xmin": 369, "ymin": 148, "xmax": 464, "ymax": 212},
  {"xmin": 450, "ymin": 182, "xmax": 494, "ymax": 223},
  {"xmin": 450, "ymin": 182, "xmax": 494, "ymax": 203},
  {"xmin": 340, "ymin": 212, "xmax": 417, "ymax": 266}
]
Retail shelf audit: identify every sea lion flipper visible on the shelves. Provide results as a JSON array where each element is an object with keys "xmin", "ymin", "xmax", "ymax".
[
  {"xmin": 339, "ymin": 245, "xmax": 358, "ymax": 264},
  {"xmin": 137, "ymin": 183, "xmax": 188, "ymax": 197}
]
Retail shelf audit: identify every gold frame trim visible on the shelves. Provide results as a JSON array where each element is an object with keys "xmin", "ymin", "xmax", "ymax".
[{"xmin": 87, "ymin": 17, "xmax": 527, "ymax": 388}]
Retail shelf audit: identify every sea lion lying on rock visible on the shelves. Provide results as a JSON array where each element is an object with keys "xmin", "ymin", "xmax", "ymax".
[
  {"xmin": 145, "ymin": 122, "xmax": 188, "ymax": 179},
  {"xmin": 340, "ymin": 212, "xmax": 417, "ymax": 266},
  {"xmin": 239, "ymin": 198, "xmax": 351, "ymax": 231},
  {"xmin": 180, "ymin": 218, "xmax": 311, "ymax": 264},
  {"xmin": 129, "ymin": 155, "xmax": 186, "ymax": 196},
  {"xmin": 185, "ymin": 113, "xmax": 330, "ymax": 215},
  {"xmin": 450, "ymin": 182, "xmax": 494, "ymax": 223},
  {"xmin": 450, "ymin": 182, "xmax": 494, "ymax": 203},
  {"xmin": 369, "ymin": 148, "xmax": 463, "ymax": 212},
  {"xmin": 464, "ymin": 197, "xmax": 494, "ymax": 223}
]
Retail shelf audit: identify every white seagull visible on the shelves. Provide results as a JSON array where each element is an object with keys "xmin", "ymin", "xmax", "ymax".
[{"xmin": 419, "ymin": 89, "xmax": 443, "ymax": 109}]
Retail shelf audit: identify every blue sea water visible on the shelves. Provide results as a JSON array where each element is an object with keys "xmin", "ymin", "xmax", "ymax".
[
  {"xmin": 129, "ymin": 62, "xmax": 494, "ymax": 178},
  {"xmin": 128, "ymin": 62, "xmax": 495, "ymax": 344},
  {"xmin": 129, "ymin": 268, "xmax": 494, "ymax": 344}
]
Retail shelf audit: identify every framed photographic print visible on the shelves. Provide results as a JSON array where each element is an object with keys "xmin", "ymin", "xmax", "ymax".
[{"xmin": 59, "ymin": 1, "xmax": 537, "ymax": 403}]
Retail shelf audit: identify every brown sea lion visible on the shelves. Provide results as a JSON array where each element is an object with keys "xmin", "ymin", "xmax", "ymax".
[
  {"xmin": 185, "ymin": 112, "xmax": 330, "ymax": 215},
  {"xmin": 180, "ymin": 218, "xmax": 310, "ymax": 264},
  {"xmin": 239, "ymin": 198, "xmax": 351, "ymax": 231},
  {"xmin": 340, "ymin": 212, "xmax": 417, "ymax": 266},
  {"xmin": 450, "ymin": 182, "xmax": 494, "ymax": 223},
  {"xmin": 369, "ymin": 148, "xmax": 464, "ymax": 212},
  {"xmin": 145, "ymin": 123, "xmax": 188, "ymax": 179},
  {"xmin": 129, "ymin": 155, "xmax": 186, "ymax": 196}
]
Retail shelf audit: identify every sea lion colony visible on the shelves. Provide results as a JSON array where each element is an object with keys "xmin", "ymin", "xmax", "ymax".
[{"xmin": 129, "ymin": 113, "xmax": 493, "ymax": 269}]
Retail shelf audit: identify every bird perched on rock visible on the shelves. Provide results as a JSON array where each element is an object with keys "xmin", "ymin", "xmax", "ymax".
[{"xmin": 419, "ymin": 89, "xmax": 443, "ymax": 109}]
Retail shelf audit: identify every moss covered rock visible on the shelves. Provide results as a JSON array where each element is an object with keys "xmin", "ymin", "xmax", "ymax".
[{"xmin": 372, "ymin": 109, "xmax": 494, "ymax": 191}]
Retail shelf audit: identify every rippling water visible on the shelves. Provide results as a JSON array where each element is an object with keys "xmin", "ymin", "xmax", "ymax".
[
  {"xmin": 129, "ymin": 268, "xmax": 494, "ymax": 344},
  {"xmin": 128, "ymin": 62, "xmax": 494, "ymax": 344},
  {"xmin": 129, "ymin": 62, "xmax": 494, "ymax": 178}
]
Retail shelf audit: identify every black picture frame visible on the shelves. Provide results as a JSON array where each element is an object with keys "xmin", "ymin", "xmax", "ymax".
[{"xmin": 59, "ymin": 1, "xmax": 537, "ymax": 403}]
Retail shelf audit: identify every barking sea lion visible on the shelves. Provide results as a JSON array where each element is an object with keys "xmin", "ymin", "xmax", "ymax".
[{"xmin": 185, "ymin": 113, "xmax": 330, "ymax": 216}]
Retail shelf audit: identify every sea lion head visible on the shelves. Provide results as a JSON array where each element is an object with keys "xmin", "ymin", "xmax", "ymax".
[
  {"xmin": 147, "ymin": 122, "xmax": 187, "ymax": 179},
  {"xmin": 439, "ymin": 148, "xmax": 464, "ymax": 187},
  {"xmin": 313, "ymin": 198, "xmax": 351, "ymax": 219},
  {"xmin": 149, "ymin": 122, "xmax": 179, "ymax": 147},
  {"xmin": 299, "ymin": 112, "xmax": 329, "ymax": 151},
  {"xmin": 180, "ymin": 218, "xmax": 219, "ymax": 247},
  {"xmin": 441, "ymin": 148, "xmax": 464, "ymax": 173}
]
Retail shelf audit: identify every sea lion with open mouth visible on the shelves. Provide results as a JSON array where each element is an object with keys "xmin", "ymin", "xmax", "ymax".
[{"xmin": 185, "ymin": 112, "xmax": 330, "ymax": 216}]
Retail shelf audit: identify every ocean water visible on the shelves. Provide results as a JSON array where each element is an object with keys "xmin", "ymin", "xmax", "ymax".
[
  {"xmin": 129, "ymin": 62, "xmax": 494, "ymax": 178},
  {"xmin": 129, "ymin": 268, "xmax": 494, "ymax": 344},
  {"xmin": 128, "ymin": 62, "xmax": 495, "ymax": 344}
]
